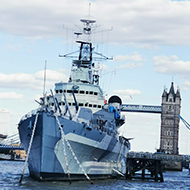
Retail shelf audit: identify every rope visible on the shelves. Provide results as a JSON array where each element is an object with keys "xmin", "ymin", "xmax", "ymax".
[
  {"xmin": 19, "ymin": 112, "xmax": 39, "ymax": 184},
  {"xmin": 58, "ymin": 118, "xmax": 71, "ymax": 183},
  {"xmin": 55, "ymin": 114, "xmax": 93, "ymax": 184}
]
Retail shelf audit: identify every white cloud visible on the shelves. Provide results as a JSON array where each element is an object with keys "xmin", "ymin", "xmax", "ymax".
[
  {"xmin": 99, "ymin": 64, "xmax": 108, "ymax": 71},
  {"xmin": 112, "ymin": 89, "xmax": 141, "ymax": 101},
  {"xmin": 0, "ymin": 70, "xmax": 68, "ymax": 90},
  {"xmin": 114, "ymin": 52, "xmax": 143, "ymax": 69},
  {"xmin": 116, "ymin": 62, "xmax": 143, "ymax": 69},
  {"xmin": 153, "ymin": 55, "xmax": 190, "ymax": 78},
  {"xmin": 114, "ymin": 52, "xmax": 144, "ymax": 62},
  {"xmin": 1, "ymin": 0, "xmax": 190, "ymax": 46},
  {"xmin": 0, "ymin": 92, "xmax": 23, "ymax": 99},
  {"xmin": 2, "ymin": 43, "xmax": 23, "ymax": 52},
  {"xmin": 113, "ymin": 89, "xmax": 141, "ymax": 95}
]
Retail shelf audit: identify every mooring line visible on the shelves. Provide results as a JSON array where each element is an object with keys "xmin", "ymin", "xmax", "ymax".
[
  {"xmin": 19, "ymin": 112, "xmax": 39, "ymax": 184},
  {"xmin": 55, "ymin": 114, "xmax": 93, "ymax": 184},
  {"xmin": 58, "ymin": 117, "xmax": 71, "ymax": 183}
]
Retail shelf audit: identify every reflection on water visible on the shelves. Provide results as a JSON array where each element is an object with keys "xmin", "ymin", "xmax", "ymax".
[{"xmin": 1, "ymin": 160, "xmax": 190, "ymax": 190}]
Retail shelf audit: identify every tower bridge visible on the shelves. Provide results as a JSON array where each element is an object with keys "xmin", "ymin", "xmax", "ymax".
[
  {"xmin": 120, "ymin": 82, "xmax": 181, "ymax": 156},
  {"xmin": 121, "ymin": 104, "xmax": 162, "ymax": 114}
]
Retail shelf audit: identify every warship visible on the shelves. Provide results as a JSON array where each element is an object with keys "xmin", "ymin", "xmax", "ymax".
[{"xmin": 18, "ymin": 16, "xmax": 130, "ymax": 181}]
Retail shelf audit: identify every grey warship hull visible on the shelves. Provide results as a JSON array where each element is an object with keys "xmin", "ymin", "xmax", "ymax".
[
  {"xmin": 19, "ymin": 111, "xmax": 129, "ymax": 180},
  {"xmin": 18, "ymin": 15, "xmax": 130, "ymax": 181}
]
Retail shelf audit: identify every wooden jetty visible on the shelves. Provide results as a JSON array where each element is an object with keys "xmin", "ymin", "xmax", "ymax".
[{"xmin": 126, "ymin": 157, "xmax": 164, "ymax": 182}]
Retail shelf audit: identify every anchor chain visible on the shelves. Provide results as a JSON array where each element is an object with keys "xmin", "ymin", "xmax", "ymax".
[
  {"xmin": 58, "ymin": 117, "xmax": 71, "ymax": 182},
  {"xmin": 19, "ymin": 112, "xmax": 39, "ymax": 184},
  {"xmin": 55, "ymin": 114, "xmax": 93, "ymax": 184}
]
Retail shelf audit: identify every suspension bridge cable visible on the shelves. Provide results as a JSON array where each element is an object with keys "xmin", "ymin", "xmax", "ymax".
[{"xmin": 178, "ymin": 114, "xmax": 190, "ymax": 131}]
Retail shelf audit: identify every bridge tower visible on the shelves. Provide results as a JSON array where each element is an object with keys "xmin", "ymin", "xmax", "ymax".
[{"xmin": 159, "ymin": 82, "xmax": 181, "ymax": 155}]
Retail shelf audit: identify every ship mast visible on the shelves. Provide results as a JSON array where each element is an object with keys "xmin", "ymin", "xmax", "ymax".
[{"xmin": 59, "ymin": 13, "xmax": 112, "ymax": 85}]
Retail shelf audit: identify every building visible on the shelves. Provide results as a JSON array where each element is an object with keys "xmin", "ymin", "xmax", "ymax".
[
  {"xmin": 159, "ymin": 82, "xmax": 181, "ymax": 155},
  {"xmin": 0, "ymin": 109, "xmax": 10, "ymax": 138}
]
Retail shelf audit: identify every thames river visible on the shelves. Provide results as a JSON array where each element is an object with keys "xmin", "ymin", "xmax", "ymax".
[{"xmin": 0, "ymin": 160, "xmax": 190, "ymax": 190}]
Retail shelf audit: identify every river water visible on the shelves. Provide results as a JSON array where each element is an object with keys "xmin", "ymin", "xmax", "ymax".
[{"xmin": 1, "ymin": 160, "xmax": 190, "ymax": 190}]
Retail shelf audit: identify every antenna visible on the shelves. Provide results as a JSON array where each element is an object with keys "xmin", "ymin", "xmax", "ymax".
[
  {"xmin": 88, "ymin": 3, "xmax": 91, "ymax": 18},
  {"xmin": 43, "ymin": 60, "xmax": 47, "ymax": 96}
]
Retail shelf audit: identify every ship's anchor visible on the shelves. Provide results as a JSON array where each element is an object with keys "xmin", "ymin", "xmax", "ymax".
[{"xmin": 19, "ymin": 112, "xmax": 39, "ymax": 184}]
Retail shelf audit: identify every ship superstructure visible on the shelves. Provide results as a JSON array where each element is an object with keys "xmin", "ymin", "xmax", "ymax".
[{"xmin": 18, "ymin": 16, "xmax": 130, "ymax": 181}]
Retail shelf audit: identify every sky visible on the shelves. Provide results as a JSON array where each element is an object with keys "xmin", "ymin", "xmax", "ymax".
[{"xmin": 1, "ymin": 0, "xmax": 190, "ymax": 154}]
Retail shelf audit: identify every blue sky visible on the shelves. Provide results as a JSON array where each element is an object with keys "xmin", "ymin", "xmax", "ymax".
[{"xmin": 1, "ymin": 0, "xmax": 190, "ymax": 154}]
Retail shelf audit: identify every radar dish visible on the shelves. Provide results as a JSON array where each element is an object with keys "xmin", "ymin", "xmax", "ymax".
[{"xmin": 108, "ymin": 95, "xmax": 122, "ymax": 105}]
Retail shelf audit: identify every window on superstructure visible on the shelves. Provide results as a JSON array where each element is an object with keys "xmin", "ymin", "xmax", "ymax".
[
  {"xmin": 85, "ymin": 103, "xmax": 88, "ymax": 107},
  {"xmin": 80, "ymin": 90, "xmax": 85, "ymax": 94},
  {"xmin": 86, "ymin": 91, "xmax": 89, "ymax": 94},
  {"xmin": 98, "ymin": 105, "xmax": 101, "ymax": 108},
  {"xmin": 73, "ymin": 90, "xmax": 78, "ymax": 93},
  {"xmin": 72, "ymin": 103, "xmax": 76, "ymax": 106},
  {"xmin": 69, "ymin": 103, "xmax": 71, "ymax": 106},
  {"xmin": 59, "ymin": 102, "xmax": 61, "ymax": 106},
  {"xmin": 79, "ymin": 103, "xmax": 84, "ymax": 106},
  {"xmin": 64, "ymin": 90, "xmax": 66, "ymax": 93},
  {"xmin": 94, "ymin": 92, "xmax": 98, "ymax": 95},
  {"xmin": 93, "ymin": 105, "xmax": 97, "ymax": 108},
  {"xmin": 56, "ymin": 90, "xmax": 58, "ymax": 93},
  {"xmin": 60, "ymin": 90, "xmax": 63, "ymax": 93},
  {"xmin": 63, "ymin": 102, "xmax": 65, "ymax": 105},
  {"xmin": 67, "ymin": 90, "xmax": 72, "ymax": 93},
  {"xmin": 89, "ymin": 104, "xmax": 92, "ymax": 107},
  {"xmin": 90, "ymin": 91, "xmax": 93, "ymax": 95}
]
